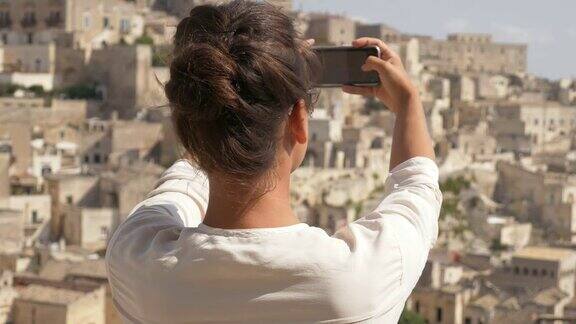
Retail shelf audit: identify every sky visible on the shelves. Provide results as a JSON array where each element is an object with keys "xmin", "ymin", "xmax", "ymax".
[{"xmin": 295, "ymin": 0, "xmax": 576, "ymax": 80}]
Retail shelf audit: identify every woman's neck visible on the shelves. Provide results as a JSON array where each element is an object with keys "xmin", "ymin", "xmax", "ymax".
[{"xmin": 202, "ymin": 171, "xmax": 300, "ymax": 229}]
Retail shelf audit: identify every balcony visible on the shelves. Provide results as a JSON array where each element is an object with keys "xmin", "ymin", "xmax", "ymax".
[
  {"xmin": 0, "ymin": 16, "xmax": 11, "ymax": 29},
  {"xmin": 20, "ymin": 15, "xmax": 37, "ymax": 28},
  {"xmin": 45, "ymin": 14, "xmax": 62, "ymax": 28}
]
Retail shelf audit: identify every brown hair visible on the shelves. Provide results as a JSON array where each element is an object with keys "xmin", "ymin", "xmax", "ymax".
[{"xmin": 165, "ymin": 0, "xmax": 317, "ymax": 182}]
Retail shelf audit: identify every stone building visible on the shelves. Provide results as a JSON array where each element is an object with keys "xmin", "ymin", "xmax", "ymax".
[
  {"xmin": 449, "ymin": 122, "xmax": 497, "ymax": 162},
  {"xmin": 477, "ymin": 74, "xmax": 510, "ymax": 100},
  {"xmin": 0, "ymin": 0, "xmax": 144, "ymax": 49},
  {"xmin": 356, "ymin": 23, "xmax": 399, "ymax": 40},
  {"xmin": 13, "ymin": 284, "xmax": 106, "ymax": 324},
  {"xmin": 0, "ymin": 270, "xmax": 15, "ymax": 323},
  {"xmin": 0, "ymin": 153, "xmax": 9, "ymax": 208},
  {"xmin": 0, "ymin": 43, "xmax": 86, "ymax": 89},
  {"xmin": 0, "ymin": 209, "xmax": 23, "ymax": 253},
  {"xmin": 46, "ymin": 161, "xmax": 162, "ymax": 244},
  {"xmin": 98, "ymin": 162, "xmax": 163, "ymax": 223},
  {"xmin": 88, "ymin": 45, "xmax": 158, "ymax": 119},
  {"xmin": 44, "ymin": 124, "xmax": 81, "ymax": 152},
  {"xmin": 109, "ymin": 120, "xmax": 163, "ymax": 165},
  {"xmin": 497, "ymin": 246, "xmax": 576, "ymax": 297},
  {"xmin": 306, "ymin": 14, "xmax": 356, "ymax": 45},
  {"xmin": 39, "ymin": 259, "xmax": 121, "ymax": 324},
  {"xmin": 462, "ymin": 293, "xmax": 501, "ymax": 324},
  {"xmin": 450, "ymin": 75, "xmax": 476, "ymax": 102},
  {"xmin": 62, "ymin": 206, "xmax": 115, "ymax": 249},
  {"xmin": 419, "ymin": 33, "xmax": 527, "ymax": 75},
  {"xmin": 411, "ymin": 285, "xmax": 474, "ymax": 324},
  {"xmin": 268, "ymin": 0, "xmax": 292, "ymax": 11},
  {"xmin": 493, "ymin": 161, "xmax": 576, "ymax": 236},
  {"xmin": 0, "ymin": 118, "xmax": 32, "ymax": 176},
  {"xmin": 407, "ymin": 250, "xmax": 482, "ymax": 324},
  {"xmin": 559, "ymin": 79, "xmax": 576, "ymax": 106},
  {"xmin": 46, "ymin": 173, "xmax": 100, "ymax": 240},
  {"xmin": 8, "ymin": 195, "xmax": 51, "ymax": 242},
  {"xmin": 492, "ymin": 102, "xmax": 576, "ymax": 154}
]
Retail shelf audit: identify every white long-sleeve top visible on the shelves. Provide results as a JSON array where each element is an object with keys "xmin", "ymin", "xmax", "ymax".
[{"xmin": 106, "ymin": 157, "xmax": 442, "ymax": 323}]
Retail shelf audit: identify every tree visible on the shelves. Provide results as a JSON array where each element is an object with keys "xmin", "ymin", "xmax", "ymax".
[
  {"xmin": 0, "ymin": 83, "xmax": 24, "ymax": 96},
  {"xmin": 58, "ymin": 84, "xmax": 102, "ymax": 100},
  {"xmin": 27, "ymin": 85, "xmax": 45, "ymax": 96},
  {"xmin": 399, "ymin": 309, "xmax": 426, "ymax": 324},
  {"xmin": 135, "ymin": 34, "xmax": 154, "ymax": 45},
  {"xmin": 440, "ymin": 176, "xmax": 471, "ymax": 194}
]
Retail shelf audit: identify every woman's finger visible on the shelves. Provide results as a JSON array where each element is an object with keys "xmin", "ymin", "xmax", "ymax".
[
  {"xmin": 362, "ymin": 55, "xmax": 394, "ymax": 79},
  {"xmin": 352, "ymin": 37, "xmax": 398, "ymax": 63}
]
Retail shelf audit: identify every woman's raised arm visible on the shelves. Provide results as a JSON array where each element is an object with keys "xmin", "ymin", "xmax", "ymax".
[{"xmin": 342, "ymin": 37, "xmax": 435, "ymax": 170}]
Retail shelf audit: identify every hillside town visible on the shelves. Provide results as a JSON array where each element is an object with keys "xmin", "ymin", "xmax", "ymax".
[{"xmin": 0, "ymin": 0, "xmax": 575, "ymax": 323}]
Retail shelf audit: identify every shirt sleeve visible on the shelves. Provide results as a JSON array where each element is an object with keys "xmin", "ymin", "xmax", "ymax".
[
  {"xmin": 334, "ymin": 157, "xmax": 442, "ymax": 297},
  {"xmin": 126, "ymin": 160, "xmax": 210, "ymax": 227}
]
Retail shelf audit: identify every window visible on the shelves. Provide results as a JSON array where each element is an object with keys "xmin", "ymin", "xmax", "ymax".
[
  {"xmin": 514, "ymin": 266, "xmax": 519, "ymax": 274},
  {"xmin": 60, "ymin": 130, "xmax": 65, "ymax": 139},
  {"xmin": 83, "ymin": 13, "xmax": 92, "ymax": 30},
  {"xmin": 542, "ymin": 269, "xmax": 548, "ymax": 276},
  {"xmin": 35, "ymin": 58, "xmax": 41, "ymax": 72},
  {"xmin": 41, "ymin": 166, "xmax": 52, "ymax": 176},
  {"xmin": 103, "ymin": 17, "xmax": 110, "ymax": 28},
  {"xmin": 464, "ymin": 318, "xmax": 471, "ymax": 324},
  {"xmin": 27, "ymin": 32, "xmax": 33, "ymax": 44},
  {"xmin": 120, "ymin": 19, "xmax": 130, "ymax": 33},
  {"xmin": 46, "ymin": 11, "xmax": 61, "ymax": 27},
  {"xmin": 100, "ymin": 226, "xmax": 109, "ymax": 238},
  {"xmin": 84, "ymin": 155, "xmax": 90, "ymax": 163},
  {"xmin": 31, "ymin": 210, "xmax": 39, "ymax": 224},
  {"xmin": 94, "ymin": 153, "xmax": 101, "ymax": 164},
  {"xmin": 523, "ymin": 267, "xmax": 529, "ymax": 275},
  {"xmin": 415, "ymin": 301, "xmax": 420, "ymax": 313},
  {"xmin": 1, "ymin": 33, "xmax": 6, "ymax": 45},
  {"xmin": 436, "ymin": 307, "xmax": 443, "ymax": 322},
  {"xmin": 66, "ymin": 195, "xmax": 73, "ymax": 204},
  {"xmin": 532, "ymin": 269, "xmax": 538, "ymax": 276},
  {"xmin": 534, "ymin": 118, "xmax": 539, "ymax": 126}
]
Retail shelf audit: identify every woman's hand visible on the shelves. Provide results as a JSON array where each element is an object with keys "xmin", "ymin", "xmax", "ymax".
[{"xmin": 342, "ymin": 37, "xmax": 418, "ymax": 114}]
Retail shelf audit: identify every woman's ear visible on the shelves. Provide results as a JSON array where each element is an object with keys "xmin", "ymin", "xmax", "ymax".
[{"xmin": 289, "ymin": 99, "xmax": 308, "ymax": 144}]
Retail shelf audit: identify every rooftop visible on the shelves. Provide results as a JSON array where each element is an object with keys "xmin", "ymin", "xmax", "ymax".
[
  {"xmin": 530, "ymin": 287, "xmax": 568, "ymax": 307},
  {"xmin": 514, "ymin": 246, "xmax": 576, "ymax": 262},
  {"xmin": 471, "ymin": 294, "xmax": 500, "ymax": 310},
  {"xmin": 39, "ymin": 259, "xmax": 107, "ymax": 281},
  {"xmin": 17, "ymin": 285, "xmax": 85, "ymax": 305}
]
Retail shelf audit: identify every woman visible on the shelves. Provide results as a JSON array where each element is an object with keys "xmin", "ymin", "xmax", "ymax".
[{"xmin": 106, "ymin": 1, "xmax": 441, "ymax": 323}]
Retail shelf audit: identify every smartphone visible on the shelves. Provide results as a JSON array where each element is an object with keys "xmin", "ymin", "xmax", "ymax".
[{"xmin": 313, "ymin": 46, "xmax": 381, "ymax": 88}]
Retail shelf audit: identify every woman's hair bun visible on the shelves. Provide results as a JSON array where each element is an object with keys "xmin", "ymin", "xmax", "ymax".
[
  {"xmin": 166, "ymin": 42, "xmax": 239, "ymax": 121},
  {"xmin": 165, "ymin": 0, "xmax": 318, "ymax": 181}
]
